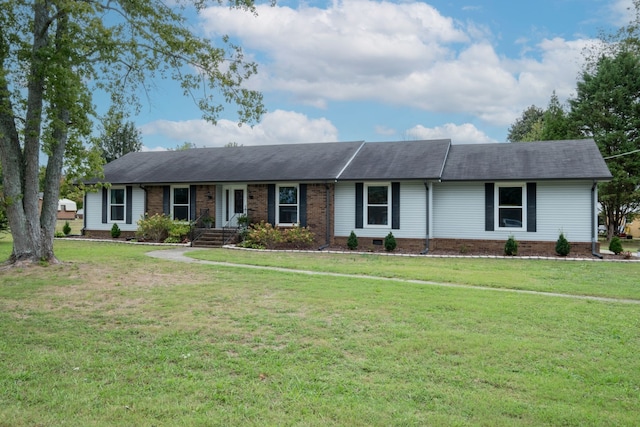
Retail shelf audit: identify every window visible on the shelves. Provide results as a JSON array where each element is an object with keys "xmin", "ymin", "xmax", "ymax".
[
  {"xmin": 110, "ymin": 188, "xmax": 125, "ymax": 222},
  {"xmin": 366, "ymin": 184, "xmax": 389, "ymax": 226},
  {"xmin": 278, "ymin": 185, "xmax": 298, "ymax": 224},
  {"xmin": 497, "ymin": 185, "xmax": 525, "ymax": 228},
  {"xmin": 172, "ymin": 187, "xmax": 190, "ymax": 221}
]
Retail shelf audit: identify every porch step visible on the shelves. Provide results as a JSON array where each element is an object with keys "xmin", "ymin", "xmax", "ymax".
[{"xmin": 191, "ymin": 228, "xmax": 238, "ymax": 248}]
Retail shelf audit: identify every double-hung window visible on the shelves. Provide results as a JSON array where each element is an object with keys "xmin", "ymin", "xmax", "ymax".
[
  {"xmin": 172, "ymin": 187, "xmax": 190, "ymax": 221},
  {"xmin": 497, "ymin": 184, "xmax": 525, "ymax": 229},
  {"xmin": 278, "ymin": 185, "xmax": 298, "ymax": 225},
  {"xmin": 110, "ymin": 188, "xmax": 125, "ymax": 222},
  {"xmin": 366, "ymin": 184, "xmax": 389, "ymax": 226}
]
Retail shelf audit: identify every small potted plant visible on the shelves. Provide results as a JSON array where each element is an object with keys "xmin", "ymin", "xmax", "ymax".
[
  {"xmin": 237, "ymin": 214, "xmax": 249, "ymax": 227},
  {"xmin": 202, "ymin": 215, "xmax": 213, "ymax": 228}
]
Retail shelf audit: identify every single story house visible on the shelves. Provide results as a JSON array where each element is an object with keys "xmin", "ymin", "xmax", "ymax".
[
  {"xmin": 57, "ymin": 198, "xmax": 78, "ymax": 220},
  {"xmin": 83, "ymin": 138, "xmax": 612, "ymax": 256}
]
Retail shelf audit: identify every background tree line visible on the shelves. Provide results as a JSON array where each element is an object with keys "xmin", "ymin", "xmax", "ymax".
[{"xmin": 507, "ymin": 0, "xmax": 640, "ymax": 240}]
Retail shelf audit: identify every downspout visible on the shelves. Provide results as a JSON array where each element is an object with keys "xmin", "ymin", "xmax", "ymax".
[
  {"xmin": 420, "ymin": 181, "xmax": 430, "ymax": 254},
  {"xmin": 139, "ymin": 185, "xmax": 148, "ymax": 214},
  {"xmin": 591, "ymin": 181, "xmax": 603, "ymax": 259},
  {"xmin": 82, "ymin": 191, "xmax": 87, "ymax": 235},
  {"xmin": 318, "ymin": 182, "xmax": 331, "ymax": 250}
]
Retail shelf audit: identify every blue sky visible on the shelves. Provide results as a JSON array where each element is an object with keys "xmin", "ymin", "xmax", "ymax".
[{"xmin": 133, "ymin": 0, "xmax": 633, "ymax": 150}]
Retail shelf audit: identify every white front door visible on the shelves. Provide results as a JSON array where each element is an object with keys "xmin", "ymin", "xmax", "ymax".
[{"xmin": 223, "ymin": 185, "xmax": 247, "ymax": 227}]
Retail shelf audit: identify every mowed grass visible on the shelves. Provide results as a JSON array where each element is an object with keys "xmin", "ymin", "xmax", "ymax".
[
  {"xmin": 0, "ymin": 239, "xmax": 639, "ymax": 426},
  {"xmin": 190, "ymin": 248, "xmax": 640, "ymax": 300}
]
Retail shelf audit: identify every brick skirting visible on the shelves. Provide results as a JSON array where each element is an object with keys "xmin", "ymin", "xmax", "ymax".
[
  {"xmin": 429, "ymin": 238, "xmax": 598, "ymax": 257},
  {"xmin": 332, "ymin": 236, "xmax": 598, "ymax": 256},
  {"xmin": 82, "ymin": 230, "xmax": 137, "ymax": 240}
]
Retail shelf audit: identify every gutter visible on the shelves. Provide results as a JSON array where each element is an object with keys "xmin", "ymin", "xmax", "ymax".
[
  {"xmin": 318, "ymin": 182, "xmax": 331, "ymax": 251},
  {"xmin": 420, "ymin": 181, "xmax": 430, "ymax": 254},
  {"xmin": 591, "ymin": 181, "xmax": 603, "ymax": 259}
]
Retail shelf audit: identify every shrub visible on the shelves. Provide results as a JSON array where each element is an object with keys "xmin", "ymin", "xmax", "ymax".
[
  {"xmin": 384, "ymin": 232, "xmax": 397, "ymax": 252},
  {"xmin": 555, "ymin": 232, "xmax": 571, "ymax": 257},
  {"xmin": 62, "ymin": 221, "xmax": 72, "ymax": 236},
  {"xmin": 241, "ymin": 221, "xmax": 282, "ymax": 249},
  {"xmin": 609, "ymin": 236, "xmax": 623, "ymax": 255},
  {"xmin": 110, "ymin": 223, "xmax": 121, "ymax": 238},
  {"xmin": 282, "ymin": 225, "xmax": 315, "ymax": 248},
  {"xmin": 165, "ymin": 221, "xmax": 191, "ymax": 243},
  {"xmin": 347, "ymin": 231, "xmax": 358, "ymax": 250},
  {"xmin": 504, "ymin": 235, "xmax": 518, "ymax": 256},
  {"xmin": 241, "ymin": 221, "xmax": 315, "ymax": 249},
  {"xmin": 136, "ymin": 213, "xmax": 173, "ymax": 242}
]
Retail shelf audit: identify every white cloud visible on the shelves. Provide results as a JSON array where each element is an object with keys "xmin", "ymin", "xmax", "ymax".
[
  {"xmin": 609, "ymin": 0, "xmax": 635, "ymax": 26},
  {"xmin": 405, "ymin": 123, "xmax": 497, "ymax": 145},
  {"xmin": 139, "ymin": 110, "xmax": 339, "ymax": 148},
  {"xmin": 199, "ymin": 0, "xmax": 594, "ymax": 128}
]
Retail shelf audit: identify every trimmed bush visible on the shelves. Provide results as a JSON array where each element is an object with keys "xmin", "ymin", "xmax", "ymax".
[
  {"xmin": 504, "ymin": 235, "xmax": 518, "ymax": 256},
  {"xmin": 555, "ymin": 233, "xmax": 571, "ymax": 257},
  {"xmin": 384, "ymin": 232, "xmax": 397, "ymax": 252},
  {"xmin": 165, "ymin": 222, "xmax": 191, "ymax": 243},
  {"xmin": 240, "ymin": 221, "xmax": 315, "ymax": 249},
  {"xmin": 110, "ymin": 223, "xmax": 121, "ymax": 238},
  {"xmin": 347, "ymin": 231, "xmax": 358, "ymax": 250},
  {"xmin": 136, "ymin": 213, "xmax": 173, "ymax": 242},
  {"xmin": 62, "ymin": 221, "xmax": 72, "ymax": 236},
  {"xmin": 609, "ymin": 236, "xmax": 623, "ymax": 255}
]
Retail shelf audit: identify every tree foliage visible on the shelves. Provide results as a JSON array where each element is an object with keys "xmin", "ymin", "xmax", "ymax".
[
  {"xmin": 507, "ymin": 93, "xmax": 578, "ymax": 143},
  {"xmin": 0, "ymin": 0, "xmax": 265, "ymax": 265},
  {"xmin": 95, "ymin": 107, "xmax": 142, "ymax": 163},
  {"xmin": 540, "ymin": 91, "xmax": 579, "ymax": 141},
  {"xmin": 569, "ymin": 49, "xmax": 640, "ymax": 240},
  {"xmin": 507, "ymin": 105, "xmax": 544, "ymax": 142}
]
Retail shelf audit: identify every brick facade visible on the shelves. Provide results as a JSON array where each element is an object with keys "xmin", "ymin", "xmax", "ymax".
[
  {"xmin": 246, "ymin": 183, "xmax": 335, "ymax": 246},
  {"xmin": 144, "ymin": 185, "xmax": 216, "ymax": 222}
]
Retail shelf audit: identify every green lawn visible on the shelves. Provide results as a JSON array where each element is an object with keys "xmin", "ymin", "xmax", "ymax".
[{"xmin": 0, "ymin": 240, "xmax": 639, "ymax": 426}]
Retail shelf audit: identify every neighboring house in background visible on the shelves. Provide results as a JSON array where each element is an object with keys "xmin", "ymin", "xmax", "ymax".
[
  {"xmin": 83, "ymin": 139, "xmax": 612, "ymax": 256},
  {"xmin": 38, "ymin": 194, "xmax": 79, "ymax": 220},
  {"xmin": 57, "ymin": 198, "xmax": 78, "ymax": 220}
]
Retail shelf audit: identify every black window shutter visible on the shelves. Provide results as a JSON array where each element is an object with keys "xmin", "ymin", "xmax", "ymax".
[
  {"xmin": 102, "ymin": 188, "xmax": 108, "ymax": 223},
  {"xmin": 299, "ymin": 184, "xmax": 307, "ymax": 227},
  {"xmin": 391, "ymin": 182, "xmax": 400, "ymax": 229},
  {"xmin": 125, "ymin": 186, "xmax": 133, "ymax": 224},
  {"xmin": 527, "ymin": 182, "xmax": 537, "ymax": 232},
  {"xmin": 163, "ymin": 186, "xmax": 170, "ymax": 216},
  {"xmin": 355, "ymin": 183, "xmax": 363, "ymax": 229},
  {"xmin": 267, "ymin": 184, "xmax": 276, "ymax": 225},
  {"xmin": 190, "ymin": 185, "xmax": 197, "ymax": 221},
  {"xmin": 485, "ymin": 183, "xmax": 494, "ymax": 231}
]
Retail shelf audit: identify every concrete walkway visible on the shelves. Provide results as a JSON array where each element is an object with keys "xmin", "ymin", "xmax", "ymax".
[{"xmin": 147, "ymin": 247, "xmax": 640, "ymax": 305}]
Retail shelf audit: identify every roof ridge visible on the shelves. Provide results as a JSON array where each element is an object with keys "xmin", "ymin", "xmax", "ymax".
[{"xmin": 335, "ymin": 141, "xmax": 366, "ymax": 181}]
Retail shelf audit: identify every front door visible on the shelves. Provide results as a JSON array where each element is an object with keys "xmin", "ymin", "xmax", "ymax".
[{"xmin": 223, "ymin": 186, "xmax": 247, "ymax": 227}]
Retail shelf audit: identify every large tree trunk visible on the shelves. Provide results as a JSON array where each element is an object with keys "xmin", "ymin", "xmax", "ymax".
[{"xmin": 0, "ymin": 1, "xmax": 58, "ymax": 266}]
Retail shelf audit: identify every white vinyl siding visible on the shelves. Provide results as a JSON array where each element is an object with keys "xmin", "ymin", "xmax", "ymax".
[
  {"xmin": 334, "ymin": 181, "xmax": 426, "ymax": 238},
  {"xmin": 432, "ymin": 181, "xmax": 593, "ymax": 242},
  {"xmin": 84, "ymin": 187, "xmax": 145, "ymax": 232}
]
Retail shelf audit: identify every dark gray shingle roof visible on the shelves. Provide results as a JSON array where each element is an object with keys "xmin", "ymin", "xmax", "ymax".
[
  {"xmin": 93, "ymin": 138, "xmax": 611, "ymax": 185},
  {"xmin": 337, "ymin": 139, "xmax": 451, "ymax": 180},
  {"xmin": 98, "ymin": 141, "xmax": 364, "ymax": 184},
  {"xmin": 441, "ymin": 139, "xmax": 612, "ymax": 181}
]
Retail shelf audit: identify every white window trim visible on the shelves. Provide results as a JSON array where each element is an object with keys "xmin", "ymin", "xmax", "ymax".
[
  {"xmin": 171, "ymin": 185, "xmax": 190, "ymax": 221},
  {"xmin": 109, "ymin": 187, "xmax": 126, "ymax": 223},
  {"xmin": 277, "ymin": 184, "xmax": 299, "ymax": 226},
  {"xmin": 495, "ymin": 183, "xmax": 526, "ymax": 231},
  {"xmin": 365, "ymin": 183, "xmax": 391, "ymax": 228}
]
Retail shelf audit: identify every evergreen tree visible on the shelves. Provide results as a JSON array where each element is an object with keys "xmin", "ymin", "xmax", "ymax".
[
  {"xmin": 569, "ymin": 50, "xmax": 640, "ymax": 240},
  {"xmin": 95, "ymin": 107, "xmax": 143, "ymax": 163},
  {"xmin": 507, "ymin": 105, "xmax": 545, "ymax": 142}
]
